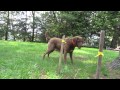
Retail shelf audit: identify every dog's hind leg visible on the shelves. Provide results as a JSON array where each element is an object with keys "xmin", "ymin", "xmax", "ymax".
[
  {"xmin": 43, "ymin": 49, "xmax": 54, "ymax": 60},
  {"xmin": 43, "ymin": 43, "xmax": 55, "ymax": 60},
  {"xmin": 43, "ymin": 53, "xmax": 47, "ymax": 60}
]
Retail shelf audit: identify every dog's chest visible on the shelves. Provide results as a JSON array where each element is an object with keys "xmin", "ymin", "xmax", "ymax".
[
  {"xmin": 69, "ymin": 47, "xmax": 74, "ymax": 52},
  {"xmin": 64, "ymin": 44, "xmax": 75, "ymax": 52}
]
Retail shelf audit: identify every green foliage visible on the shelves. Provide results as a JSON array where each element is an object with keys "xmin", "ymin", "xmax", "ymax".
[{"xmin": 0, "ymin": 11, "xmax": 120, "ymax": 48}]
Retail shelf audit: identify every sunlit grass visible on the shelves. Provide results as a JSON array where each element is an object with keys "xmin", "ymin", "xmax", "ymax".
[{"xmin": 0, "ymin": 40, "xmax": 119, "ymax": 79}]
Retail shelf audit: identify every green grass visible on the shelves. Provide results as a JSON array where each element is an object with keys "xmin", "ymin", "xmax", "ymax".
[{"xmin": 0, "ymin": 40, "xmax": 119, "ymax": 79}]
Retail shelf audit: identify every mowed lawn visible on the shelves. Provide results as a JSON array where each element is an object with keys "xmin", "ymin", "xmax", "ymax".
[{"xmin": 0, "ymin": 40, "xmax": 119, "ymax": 79}]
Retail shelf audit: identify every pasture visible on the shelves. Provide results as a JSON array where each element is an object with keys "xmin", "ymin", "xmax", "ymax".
[{"xmin": 0, "ymin": 40, "xmax": 119, "ymax": 79}]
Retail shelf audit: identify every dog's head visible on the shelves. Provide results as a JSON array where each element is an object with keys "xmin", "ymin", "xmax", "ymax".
[{"xmin": 72, "ymin": 36, "xmax": 84, "ymax": 49}]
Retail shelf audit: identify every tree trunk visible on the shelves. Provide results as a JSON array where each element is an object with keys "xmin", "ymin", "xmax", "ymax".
[
  {"xmin": 23, "ymin": 37, "xmax": 25, "ymax": 42},
  {"xmin": 110, "ymin": 32, "xmax": 118, "ymax": 48},
  {"xmin": 23, "ymin": 11, "xmax": 27, "ymax": 42},
  {"xmin": 52, "ymin": 11, "xmax": 57, "ymax": 23},
  {"xmin": 118, "ymin": 37, "xmax": 120, "ymax": 46},
  {"xmin": 31, "ymin": 11, "xmax": 35, "ymax": 42},
  {"xmin": 13, "ymin": 35, "xmax": 16, "ymax": 41},
  {"xmin": 5, "ymin": 11, "xmax": 9, "ymax": 40},
  {"xmin": 35, "ymin": 31, "xmax": 38, "ymax": 41}
]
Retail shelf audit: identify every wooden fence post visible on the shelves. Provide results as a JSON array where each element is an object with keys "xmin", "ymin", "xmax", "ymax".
[
  {"xmin": 57, "ymin": 35, "xmax": 65, "ymax": 74},
  {"xmin": 96, "ymin": 30, "xmax": 105, "ymax": 79}
]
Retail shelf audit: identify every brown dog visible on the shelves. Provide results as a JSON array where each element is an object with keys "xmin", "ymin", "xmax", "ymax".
[{"xmin": 43, "ymin": 35, "xmax": 84, "ymax": 64}]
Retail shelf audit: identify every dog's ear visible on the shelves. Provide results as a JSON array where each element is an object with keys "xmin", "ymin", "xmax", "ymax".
[
  {"xmin": 73, "ymin": 37, "xmax": 76, "ymax": 41},
  {"xmin": 76, "ymin": 36, "xmax": 84, "ymax": 44},
  {"xmin": 76, "ymin": 36, "xmax": 82, "ymax": 41},
  {"xmin": 72, "ymin": 37, "xmax": 78, "ymax": 44}
]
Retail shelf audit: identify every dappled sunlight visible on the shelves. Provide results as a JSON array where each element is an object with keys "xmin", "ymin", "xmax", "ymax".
[
  {"xmin": 74, "ymin": 56, "xmax": 87, "ymax": 60},
  {"xmin": 16, "ymin": 49, "xmax": 24, "ymax": 53},
  {"xmin": 46, "ymin": 72, "xmax": 60, "ymax": 79},
  {"xmin": 74, "ymin": 47, "xmax": 98, "ymax": 56},
  {"xmin": 74, "ymin": 49, "xmax": 92, "ymax": 54},
  {"xmin": 8, "ymin": 42, "xmax": 19, "ymax": 46},
  {"xmin": 0, "ymin": 40, "xmax": 18, "ymax": 46},
  {"xmin": 81, "ymin": 47, "xmax": 98, "ymax": 51},
  {"xmin": 40, "ymin": 71, "xmax": 60, "ymax": 79},
  {"xmin": 82, "ymin": 60, "xmax": 97, "ymax": 64}
]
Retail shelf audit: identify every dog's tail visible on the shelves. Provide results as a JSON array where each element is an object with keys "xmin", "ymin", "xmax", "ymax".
[{"xmin": 45, "ymin": 31, "xmax": 51, "ymax": 42}]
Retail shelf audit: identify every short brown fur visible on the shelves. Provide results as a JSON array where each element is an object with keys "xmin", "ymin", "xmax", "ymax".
[{"xmin": 43, "ymin": 33, "xmax": 84, "ymax": 64}]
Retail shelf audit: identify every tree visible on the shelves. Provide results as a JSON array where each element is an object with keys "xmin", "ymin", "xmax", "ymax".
[
  {"xmin": 90, "ymin": 11, "xmax": 120, "ymax": 48},
  {"xmin": 31, "ymin": 11, "xmax": 35, "ymax": 42},
  {"xmin": 9, "ymin": 11, "xmax": 20, "ymax": 41},
  {"xmin": 0, "ymin": 11, "xmax": 120, "ymax": 48},
  {"xmin": 4, "ymin": 11, "xmax": 9, "ymax": 40},
  {"xmin": 17, "ymin": 11, "xmax": 29, "ymax": 42},
  {"xmin": 39, "ymin": 11, "xmax": 92, "ymax": 40}
]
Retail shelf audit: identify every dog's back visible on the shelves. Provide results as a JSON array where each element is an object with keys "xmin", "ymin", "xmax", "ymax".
[{"xmin": 48, "ymin": 37, "xmax": 62, "ymax": 51}]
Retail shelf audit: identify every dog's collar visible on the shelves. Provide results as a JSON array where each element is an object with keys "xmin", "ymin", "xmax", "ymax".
[{"xmin": 72, "ymin": 40, "xmax": 76, "ymax": 46}]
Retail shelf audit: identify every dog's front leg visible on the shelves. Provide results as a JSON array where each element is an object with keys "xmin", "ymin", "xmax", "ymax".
[{"xmin": 69, "ymin": 52, "xmax": 73, "ymax": 64}]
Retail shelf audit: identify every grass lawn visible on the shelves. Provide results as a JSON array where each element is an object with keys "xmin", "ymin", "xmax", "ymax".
[{"xmin": 0, "ymin": 40, "xmax": 119, "ymax": 79}]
